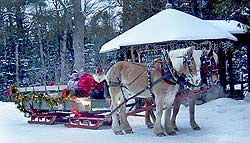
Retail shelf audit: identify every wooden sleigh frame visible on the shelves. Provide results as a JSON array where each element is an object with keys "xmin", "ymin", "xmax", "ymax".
[
  {"xmin": 16, "ymin": 85, "xmax": 158, "ymax": 129},
  {"xmin": 16, "ymin": 85, "xmax": 109, "ymax": 128}
]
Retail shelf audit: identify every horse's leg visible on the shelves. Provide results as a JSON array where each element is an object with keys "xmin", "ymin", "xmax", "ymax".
[
  {"xmin": 145, "ymin": 99, "xmax": 154, "ymax": 128},
  {"xmin": 171, "ymin": 100, "xmax": 181, "ymax": 131},
  {"xmin": 164, "ymin": 105, "xmax": 177, "ymax": 135},
  {"xmin": 120, "ymin": 101, "xmax": 133, "ymax": 134},
  {"xmin": 150, "ymin": 109, "xmax": 156, "ymax": 122},
  {"xmin": 145, "ymin": 110, "xmax": 153, "ymax": 128},
  {"xmin": 145, "ymin": 109, "xmax": 155, "ymax": 128},
  {"xmin": 189, "ymin": 96, "xmax": 200, "ymax": 130},
  {"xmin": 154, "ymin": 96, "xmax": 165, "ymax": 137},
  {"xmin": 110, "ymin": 88, "xmax": 123, "ymax": 135}
]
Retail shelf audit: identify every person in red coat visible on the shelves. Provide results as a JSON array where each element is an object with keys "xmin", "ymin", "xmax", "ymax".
[{"xmin": 77, "ymin": 70, "xmax": 95, "ymax": 97}]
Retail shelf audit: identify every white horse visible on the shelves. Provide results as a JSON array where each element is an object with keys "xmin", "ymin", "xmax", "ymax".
[
  {"xmin": 106, "ymin": 46, "xmax": 201, "ymax": 136},
  {"xmin": 171, "ymin": 49, "xmax": 218, "ymax": 131}
]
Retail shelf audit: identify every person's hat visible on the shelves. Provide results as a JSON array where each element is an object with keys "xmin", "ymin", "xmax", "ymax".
[
  {"xmin": 71, "ymin": 70, "xmax": 78, "ymax": 76},
  {"xmin": 96, "ymin": 68, "xmax": 103, "ymax": 74},
  {"xmin": 72, "ymin": 70, "xmax": 78, "ymax": 74}
]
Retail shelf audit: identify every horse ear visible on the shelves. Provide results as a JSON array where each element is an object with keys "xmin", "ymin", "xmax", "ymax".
[
  {"xmin": 187, "ymin": 46, "xmax": 195, "ymax": 56},
  {"xmin": 207, "ymin": 49, "xmax": 213, "ymax": 57}
]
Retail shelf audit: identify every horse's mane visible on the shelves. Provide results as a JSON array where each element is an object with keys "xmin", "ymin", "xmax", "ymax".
[
  {"xmin": 196, "ymin": 49, "xmax": 218, "ymax": 64},
  {"xmin": 168, "ymin": 47, "xmax": 201, "ymax": 72},
  {"xmin": 212, "ymin": 52, "xmax": 218, "ymax": 64}
]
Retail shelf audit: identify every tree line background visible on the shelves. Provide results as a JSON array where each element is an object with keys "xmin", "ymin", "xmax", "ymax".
[{"xmin": 0, "ymin": 0, "xmax": 249, "ymax": 101}]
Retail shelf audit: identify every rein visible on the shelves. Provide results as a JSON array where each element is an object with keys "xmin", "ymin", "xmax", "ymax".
[
  {"xmin": 106, "ymin": 56, "xmax": 200, "ymax": 117},
  {"xmin": 106, "ymin": 68, "xmax": 177, "ymax": 118}
]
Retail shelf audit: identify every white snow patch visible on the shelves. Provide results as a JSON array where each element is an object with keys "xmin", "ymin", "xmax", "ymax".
[{"xmin": 1, "ymin": 99, "xmax": 250, "ymax": 143}]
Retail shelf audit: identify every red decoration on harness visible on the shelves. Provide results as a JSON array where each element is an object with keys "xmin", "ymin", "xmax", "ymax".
[{"xmin": 156, "ymin": 59, "xmax": 176, "ymax": 85}]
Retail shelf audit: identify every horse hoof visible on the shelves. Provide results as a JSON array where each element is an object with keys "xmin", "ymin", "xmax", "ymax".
[
  {"xmin": 125, "ymin": 130, "xmax": 134, "ymax": 134},
  {"xmin": 174, "ymin": 127, "xmax": 179, "ymax": 131},
  {"xmin": 114, "ymin": 131, "xmax": 124, "ymax": 135},
  {"xmin": 147, "ymin": 124, "xmax": 154, "ymax": 129},
  {"xmin": 156, "ymin": 133, "xmax": 166, "ymax": 137},
  {"xmin": 193, "ymin": 126, "xmax": 201, "ymax": 130},
  {"xmin": 146, "ymin": 123, "xmax": 154, "ymax": 128},
  {"xmin": 168, "ymin": 131, "xmax": 177, "ymax": 136}
]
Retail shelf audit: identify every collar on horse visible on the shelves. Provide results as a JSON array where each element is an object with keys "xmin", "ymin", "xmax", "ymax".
[
  {"xmin": 106, "ymin": 52, "xmax": 200, "ymax": 117},
  {"xmin": 109, "ymin": 52, "xmax": 200, "ymax": 98},
  {"xmin": 152, "ymin": 57, "xmax": 199, "ymax": 90}
]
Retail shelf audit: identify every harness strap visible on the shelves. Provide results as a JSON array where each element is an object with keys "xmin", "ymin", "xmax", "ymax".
[
  {"xmin": 109, "ymin": 78, "xmax": 132, "ymax": 101},
  {"xmin": 146, "ymin": 62, "xmax": 155, "ymax": 98},
  {"xmin": 159, "ymin": 57, "xmax": 177, "ymax": 85},
  {"xmin": 106, "ymin": 64, "xmax": 183, "ymax": 118},
  {"xmin": 160, "ymin": 57, "xmax": 196, "ymax": 88},
  {"xmin": 107, "ymin": 52, "xmax": 200, "ymax": 117},
  {"xmin": 127, "ymin": 70, "xmax": 145, "ymax": 86},
  {"xmin": 106, "ymin": 82, "xmax": 152, "ymax": 118},
  {"xmin": 109, "ymin": 81, "xmax": 122, "ymax": 87}
]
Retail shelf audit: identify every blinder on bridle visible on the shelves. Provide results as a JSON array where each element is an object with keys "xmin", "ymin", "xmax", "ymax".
[
  {"xmin": 183, "ymin": 54, "xmax": 195, "ymax": 74},
  {"xmin": 182, "ymin": 53, "xmax": 202, "ymax": 87}
]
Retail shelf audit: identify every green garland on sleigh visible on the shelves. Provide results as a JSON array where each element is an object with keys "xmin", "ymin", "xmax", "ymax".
[{"xmin": 6, "ymin": 85, "xmax": 73, "ymax": 114}]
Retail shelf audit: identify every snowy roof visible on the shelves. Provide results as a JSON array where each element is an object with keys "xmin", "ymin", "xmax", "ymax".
[
  {"xmin": 100, "ymin": 8, "xmax": 237, "ymax": 53},
  {"xmin": 206, "ymin": 20, "xmax": 249, "ymax": 34}
]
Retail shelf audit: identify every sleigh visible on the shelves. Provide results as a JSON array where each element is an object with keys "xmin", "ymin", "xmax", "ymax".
[
  {"xmin": 14, "ymin": 81, "xmax": 209, "ymax": 130},
  {"xmin": 64, "ymin": 86, "xmax": 210, "ymax": 130},
  {"xmin": 14, "ymin": 85, "xmax": 159, "ymax": 129},
  {"xmin": 14, "ymin": 85, "xmax": 109, "ymax": 129}
]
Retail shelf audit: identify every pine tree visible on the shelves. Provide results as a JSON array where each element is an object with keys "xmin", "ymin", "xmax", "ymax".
[
  {"xmin": 86, "ymin": 10, "xmax": 117, "ymax": 72},
  {"xmin": 122, "ymin": 0, "xmax": 165, "ymax": 31},
  {"xmin": 213, "ymin": 0, "xmax": 249, "ymax": 24}
]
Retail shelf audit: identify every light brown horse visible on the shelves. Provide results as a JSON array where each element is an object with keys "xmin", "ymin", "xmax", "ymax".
[
  {"xmin": 106, "ymin": 47, "xmax": 201, "ymax": 136},
  {"xmin": 171, "ymin": 49, "xmax": 219, "ymax": 131}
]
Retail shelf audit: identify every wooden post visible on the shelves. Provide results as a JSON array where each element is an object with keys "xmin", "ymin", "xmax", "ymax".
[
  {"xmin": 130, "ymin": 48, "xmax": 135, "ymax": 62},
  {"xmin": 227, "ymin": 49, "xmax": 234, "ymax": 97},
  {"xmin": 247, "ymin": 44, "xmax": 250, "ymax": 92},
  {"xmin": 218, "ymin": 48, "xmax": 227, "ymax": 90}
]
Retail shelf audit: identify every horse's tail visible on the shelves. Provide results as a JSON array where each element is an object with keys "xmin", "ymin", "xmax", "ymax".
[
  {"xmin": 105, "ymin": 61, "xmax": 124, "ymax": 86},
  {"xmin": 105, "ymin": 63, "xmax": 116, "ymax": 84}
]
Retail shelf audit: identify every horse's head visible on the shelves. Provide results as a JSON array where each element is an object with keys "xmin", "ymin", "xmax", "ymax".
[
  {"xmin": 169, "ymin": 46, "xmax": 201, "ymax": 86},
  {"xmin": 200, "ymin": 49, "xmax": 219, "ymax": 85}
]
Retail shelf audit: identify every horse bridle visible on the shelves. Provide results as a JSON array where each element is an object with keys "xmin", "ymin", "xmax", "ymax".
[
  {"xmin": 183, "ymin": 54, "xmax": 195, "ymax": 73},
  {"xmin": 182, "ymin": 53, "xmax": 201, "ymax": 86},
  {"xmin": 107, "ymin": 52, "xmax": 202, "ymax": 117}
]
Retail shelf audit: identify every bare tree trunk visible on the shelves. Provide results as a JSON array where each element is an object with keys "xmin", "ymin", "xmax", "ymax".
[
  {"xmin": 60, "ymin": 29, "xmax": 68, "ymax": 84},
  {"xmin": 191, "ymin": 0, "xmax": 198, "ymax": 17},
  {"xmin": 54, "ymin": 36, "xmax": 61, "ymax": 84},
  {"xmin": 38, "ymin": 24, "xmax": 46, "ymax": 85},
  {"xmin": 198, "ymin": 0, "xmax": 203, "ymax": 18},
  {"xmin": 15, "ymin": 44, "xmax": 19, "ymax": 86},
  {"xmin": 55, "ymin": 0, "xmax": 71, "ymax": 84},
  {"xmin": 72, "ymin": 0, "xmax": 85, "ymax": 71},
  {"xmin": 54, "ymin": 0, "xmax": 61, "ymax": 84},
  {"xmin": 46, "ymin": 40, "xmax": 52, "ymax": 82}
]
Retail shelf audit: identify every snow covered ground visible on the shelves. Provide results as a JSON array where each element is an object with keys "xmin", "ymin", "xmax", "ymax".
[{"xmin": 1, "ymin": 98, "xmax": 250, "ymax": 143}]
